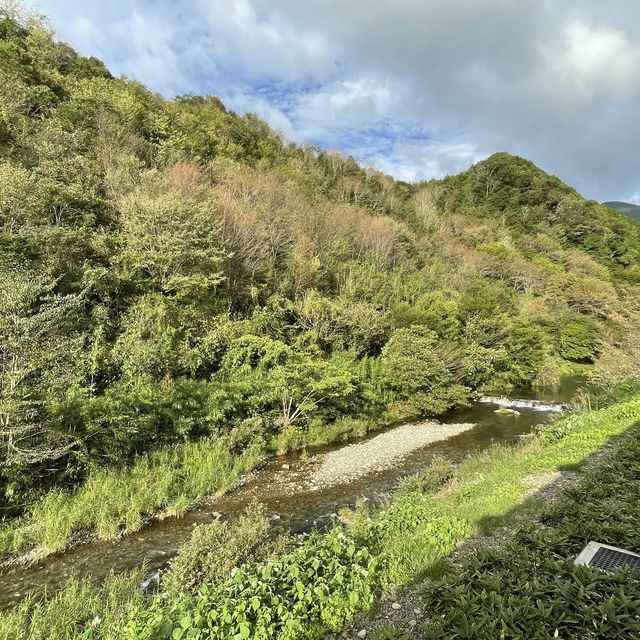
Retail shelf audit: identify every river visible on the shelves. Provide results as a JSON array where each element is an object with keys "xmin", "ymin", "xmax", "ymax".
[{"xmin": 0, "ymin": 377, "xmax": 583, "ymax": 610}]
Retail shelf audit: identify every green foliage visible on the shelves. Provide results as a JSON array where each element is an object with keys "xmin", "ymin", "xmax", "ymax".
[
  {"xmin": 120, "ymin": 388, "xmax": 640, "ymax": 640},
  {"xmin": 2, "ymin": 6, "xmax": 640, "ymax": 563},
  {"xmin": 115, "ymin": 172, "xmax": 226, "ymax": 300},
  {"xmin": 550, "ymin": 311, "xmax": 603, "ymax": 363},
  {"xmin": 8, "ymin": 383, "xmax": 640, "ymax": 640},
  {"xmin": 0, "ymin": 434, "xmax": 263, "ymax": 560},
  {"xmin": 397, "ymin": 455, "xmax": 453, "ymax": 495},
  {"xmin": 381, "ymin": 327, "xmax": 468, "ymax": 414},
  {"xmin": 499, "ymin": 317, "xmax": 548, "ymax": 385},
  {"xmin": 357, "ymin": 493, "xmax": 471, "ymax": 587},
  {"xmin": 0, "ymin": 570, "xmax": 143, "ymax": 640},
  {"xmin": 0, "ymin": 267, "xmax": 85, "ymax": 511},
  {"xmin": 125, "ymin": 529, "xmax": 377, "ymax": 640},
  {"xmin": 163, "ymin": 502, "xmax": 275, "ymax": 597}
]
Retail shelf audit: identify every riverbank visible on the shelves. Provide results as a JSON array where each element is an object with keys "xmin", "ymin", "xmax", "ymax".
[
  {"xmin": 0, "ymin": 377, "xmax": 585, "ymax": 569},
  {"xmin": 6, "ymin": 389, "xmax": 636, "ymax": 639},
  {"xmin": 0, "ymin": 409, "xmax": 443, "ymax": 568},
  {"xmin": 359, "ymin": 424, "xmax": 640, "ymax": 638}
]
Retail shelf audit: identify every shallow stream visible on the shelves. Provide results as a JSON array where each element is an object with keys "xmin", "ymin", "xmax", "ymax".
[{"xmin": 0, "ymin": 377, "xmax": 584, "ymax": 609}]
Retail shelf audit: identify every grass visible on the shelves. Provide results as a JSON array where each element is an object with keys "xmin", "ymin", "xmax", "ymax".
[
  {"xmin": 271, "ymin": 415, "xmax": 398, "ymax": 454},
  {"xmin": 412, "ymin": 424, "xmax": 640, "ymax": 639},
  {"xmin": 342, "ymin": 394, "xmax": 640, "ymax": 592},
  {"xmin": 0, "ymin": 435, "xmax": 263, "ymax": 561},
  {"xmin": 0, "ymin": 570, "xmax": 144, "ymax": 640}
]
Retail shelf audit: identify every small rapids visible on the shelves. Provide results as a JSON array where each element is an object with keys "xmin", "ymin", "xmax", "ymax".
[{"xmin": 479, "ymin": 396, "xmax": 570, "ymax": 413}]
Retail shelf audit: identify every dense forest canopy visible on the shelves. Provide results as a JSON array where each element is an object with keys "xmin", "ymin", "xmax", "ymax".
[{"xmin": 2, "ymin": 5, "xmax": 640, "ymax": 515}]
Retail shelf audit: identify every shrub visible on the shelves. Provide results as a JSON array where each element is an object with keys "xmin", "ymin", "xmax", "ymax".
[
  {"xmin": 163, "ymin": 502, "xmax": 285, "ymax": 596},
  {"xmin": 381, "ymin": 327, "xmax": 469, "ymax": 414},
  {"xmin": 551, "ymin": 312, "xmax": 603, "ymax": 363}
]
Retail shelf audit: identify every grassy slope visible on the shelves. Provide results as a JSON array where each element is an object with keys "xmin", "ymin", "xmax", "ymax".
[
  {"xmin": 414, "ymin": 430, "xmax": 640, "ymax": 639},
  {"xmin": 5, "ymin": 390, "xmax": 637, "ymax": 639}
]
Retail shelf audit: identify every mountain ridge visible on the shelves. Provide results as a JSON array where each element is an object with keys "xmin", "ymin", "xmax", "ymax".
[{"xmin": 604, "ymin": 200, "xmax": 640, "ymax": 222}]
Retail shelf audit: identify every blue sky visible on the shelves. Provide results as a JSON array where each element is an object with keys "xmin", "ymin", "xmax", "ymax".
[{"xmin": 25, "ymin": 0, "xmax": 640, "ymax": 202}]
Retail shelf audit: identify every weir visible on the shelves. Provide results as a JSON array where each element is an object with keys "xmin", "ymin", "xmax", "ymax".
[{"xmin": 478, "ymin": 396, "xmax": 570, "ymax": 413}]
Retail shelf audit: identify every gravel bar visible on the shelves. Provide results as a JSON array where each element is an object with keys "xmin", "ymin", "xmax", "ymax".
[{"xmin": 309, "ymin": 421, "xmax": 475, "ymax": 488}]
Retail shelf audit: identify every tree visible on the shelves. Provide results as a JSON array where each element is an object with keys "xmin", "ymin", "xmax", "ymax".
[
  {"xmin": 381, "ymin": 327, "xmax": 468, "ymax": 414},
  {"xmin": 116, "ymin": 170, "xmax": 226, "ymax": 302},
  {"xmin": 0, "ymin": 269, "xmax": 83, "ymax": 469}
]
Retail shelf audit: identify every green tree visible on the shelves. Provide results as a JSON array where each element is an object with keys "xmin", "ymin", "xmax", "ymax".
[
  {"xmin": 0, "ymin": 269, "xmax": 83, "ymax": 470},
  {"xmin": 116, "ymin": 172, "xmax": 226, "ymax": 302},
  {"xmin": 381, "ymin": 327, "xmax": 468, "ymax": 414}
]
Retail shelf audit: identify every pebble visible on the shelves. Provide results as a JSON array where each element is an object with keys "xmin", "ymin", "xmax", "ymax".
[
  {"xmin": 211, "ymin": 511, "xmax": 223, "ymax": 520},
  {"xmin": 392, "ymin": 602, "xmax": 402, "ymax": 610},
  {"xmin": 282, "ymin": 463, "xmax": 290, "ymax": 470},
  {"xmin": 414, "ymin": 608, "xmax": 420, "ymax": 614},
  {"xmin": 409, "ymin": 620, "xmax": 417, "ymax": 628},
  {"xmin": 357, "ymin": 629, "xmax": 367, "ymax": 639}
]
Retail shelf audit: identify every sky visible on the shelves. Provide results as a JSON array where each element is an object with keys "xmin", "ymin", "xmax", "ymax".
[{"xmin": 25, "ymin": 0, "xmax": 640, "ymax": 203}]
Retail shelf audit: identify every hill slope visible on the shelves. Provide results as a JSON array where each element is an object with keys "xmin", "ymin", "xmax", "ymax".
[
  {"xmin": 604, "ymin": 200, "xmax": 640, "ymax": 222},
  {"xmin": 1, "ymin": 7, "xmax": 640, "ymax": 513}
]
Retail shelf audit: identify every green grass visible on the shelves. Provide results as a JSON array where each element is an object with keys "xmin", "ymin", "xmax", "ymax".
[
  {"xmin": 414, "ymin": 425, "xmax": 640, "ymax": 639},
  {"xmin": 271, "ymin": 416, "xmax": 382, "ymax": 453},
  {"xmin": 0, "ymin": 570, "xmax": 144, "ymax": 640},
  {"xmin": 0, "ymin": 407, "xmax": 408, "ymax": 564},
  {"xmin": 0, "ymin": 435, "xmax": 263, "ymax": 561}
]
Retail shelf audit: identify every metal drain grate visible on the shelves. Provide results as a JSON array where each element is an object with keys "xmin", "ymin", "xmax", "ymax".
[{"xmin": 575, "ymin": 542, "xmax": 640, "ymax": 572}]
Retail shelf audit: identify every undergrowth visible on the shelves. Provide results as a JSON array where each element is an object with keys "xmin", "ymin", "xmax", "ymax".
[{"xmin": 0, "ymin": 571, "xmax": 144, "ymax": 640}]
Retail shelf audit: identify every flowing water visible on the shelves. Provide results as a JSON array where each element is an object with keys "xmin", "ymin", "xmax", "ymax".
[{"xmin": 0, "ymin": 377, "xmax": 584, "ymax": 610}]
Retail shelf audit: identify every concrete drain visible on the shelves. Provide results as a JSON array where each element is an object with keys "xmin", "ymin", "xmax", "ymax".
[{"xmin": 575, "ymin": 542, "xmax": 640, "ymax": 572}]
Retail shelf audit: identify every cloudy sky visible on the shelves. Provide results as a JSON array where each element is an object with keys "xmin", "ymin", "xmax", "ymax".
[{"xmin": 27, "ymin": 0, "xmax": 640, "ymax": 203}]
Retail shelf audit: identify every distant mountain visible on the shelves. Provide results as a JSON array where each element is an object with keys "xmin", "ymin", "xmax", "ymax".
[{"xmin": 604, "ymin": 201, "xmax": 640, "ymax": 222}]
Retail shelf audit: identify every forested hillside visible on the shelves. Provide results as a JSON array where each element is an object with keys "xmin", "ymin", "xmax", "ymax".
[
  {"xmin": 604, "ymin": 201, "xmax": 640, "ymax": 222},
  {"xmin": 2, "ymin": 6, "xmax": 640, "ymax": 518}
]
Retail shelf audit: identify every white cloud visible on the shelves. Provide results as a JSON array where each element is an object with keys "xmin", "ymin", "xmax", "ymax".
[
  {"xmin": 543, "ymin": 21, "xmax": 640, "ymax": 101},
  {"xmin": 29, "ymin": 0, "xmax": 640, "ymax": 201},
  {"xmin": 368, "ymin": 140, "xmax": 481, "ymax": 183}
]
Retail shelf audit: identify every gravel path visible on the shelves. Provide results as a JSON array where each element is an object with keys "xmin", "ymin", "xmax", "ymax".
[{"xmin": 308, "ymin": 421, "xmax": 475, "ymax": 489}]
